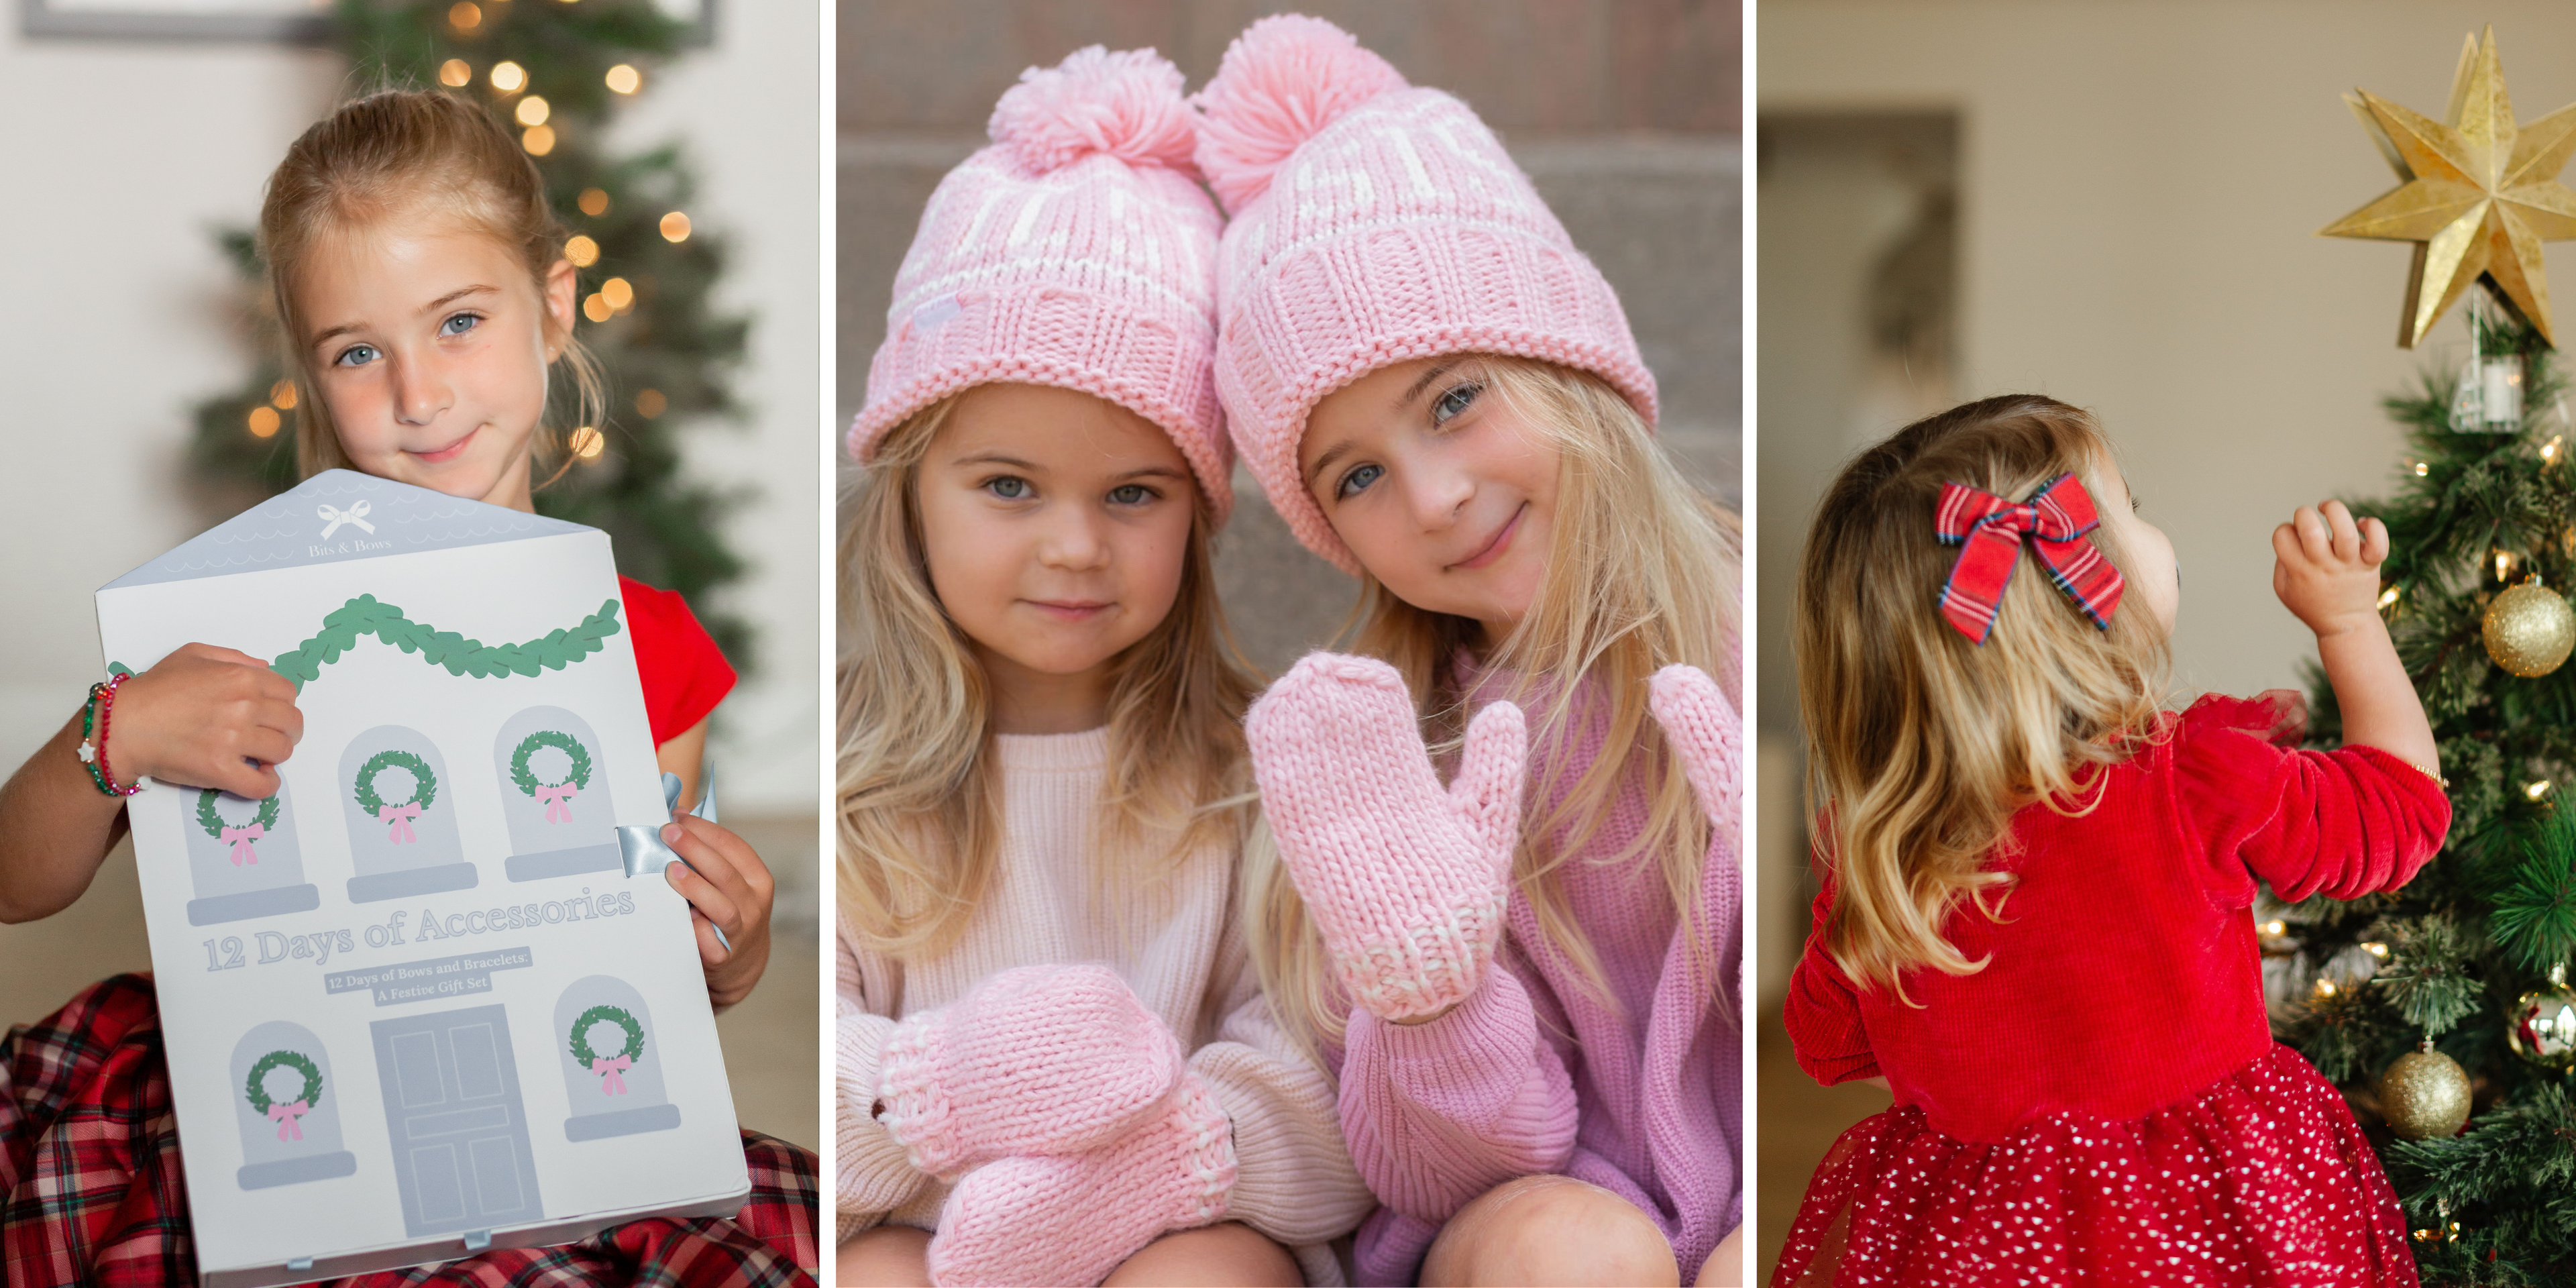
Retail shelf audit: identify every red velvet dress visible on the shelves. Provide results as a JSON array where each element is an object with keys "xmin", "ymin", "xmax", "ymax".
[{"xmin": 1776, "ymin": 696, "xmax": 2451, "ymax": 1288}]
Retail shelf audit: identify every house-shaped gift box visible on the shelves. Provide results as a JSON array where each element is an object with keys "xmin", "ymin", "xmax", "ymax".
[{"xmin": 95, "ymin": 472, "xmax": 747, "ymax": 1287}]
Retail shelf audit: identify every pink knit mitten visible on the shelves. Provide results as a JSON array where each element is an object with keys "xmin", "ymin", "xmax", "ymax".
[
  {"xmin": 928, "ymin": 1069, "xmax": 1238, "ymax": 1287},
  {"xmin": 1246, "ymin": 652, "xmax": 1527, "ymax": 1022},
  {"xmin": 1648, "ymin": 663, "xmax": 1742, "ymax": 834},
  {"xmin": 876, "ymin": 963, "xmax": 1183, "ymax": 1178}
]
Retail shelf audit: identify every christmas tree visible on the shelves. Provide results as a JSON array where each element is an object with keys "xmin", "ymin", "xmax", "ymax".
[{"xmin": 186, "ymin": 0, "xmax": 753, "ymax": 667}]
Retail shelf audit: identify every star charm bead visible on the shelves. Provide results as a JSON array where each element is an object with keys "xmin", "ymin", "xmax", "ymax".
[
  {"xmin": 2322, "ymin": 26, "xmax": 2576, "ymax": 348},
  {"xmin": 77, "ymin": 741, "xmax": 97, "ymax": 765}
]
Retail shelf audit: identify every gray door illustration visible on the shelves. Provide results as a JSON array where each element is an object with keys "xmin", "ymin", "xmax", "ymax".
[
  {"xmin": 369, "ymin": 1005, "xmax": 545, "ymax": 1238},
  {"xmin": 494, "ymin": 706, "xmax": 623, "ymax": 881},
  {"xmin": 185, "ymin": 782, "xmax": 320, "ymax": 926},
  {"xmin": 339, "ymin": 725, "xmax": 478, "ymax": 902}
]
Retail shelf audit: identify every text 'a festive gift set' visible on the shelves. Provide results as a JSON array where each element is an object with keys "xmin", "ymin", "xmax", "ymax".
[{"xmin": 93, "ymin": 471, "xmax": 744, "ymax": 1287}]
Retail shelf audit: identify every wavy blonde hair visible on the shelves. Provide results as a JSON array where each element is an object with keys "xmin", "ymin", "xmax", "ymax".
[
  {"xmin": 1794, "ymin": 395, "xmax": 2169, "ymax": 996},
  {"xmin": 1248, "ymin": 356, "xmax": 1741, "ymax": 1053},
  {"xmin": 837, "ymin": 392, "xmax": 1263, "ymax": 961},
  {"xmin": 260, "ymin": 89, "xmax": 604, "ymax": 485}
]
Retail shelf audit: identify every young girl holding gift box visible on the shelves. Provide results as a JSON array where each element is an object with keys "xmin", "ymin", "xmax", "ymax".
[
  {"xmin": 1777, "ymin": 396, "xmax": 2448, "ymax": 1285},
  {"xmin": 832, "ymin": 46, "xmax": 1370, "ymax": 1288},
  {"xmin": 0, "ymin": 91, "xmax": 811, "ymax": 1285},
  {"xmin": 1194, "ymin": 16, "xmax": 1747, "ymax": 1286}
]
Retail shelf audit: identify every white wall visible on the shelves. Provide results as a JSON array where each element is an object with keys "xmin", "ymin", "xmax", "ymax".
[
  {"xmin": 1761, "ymin": 0, "xmax": 2576, "ymax": 702},
  {"xmin": 0, "ymin": 8, "xmax": 819, "ymax": 812}
]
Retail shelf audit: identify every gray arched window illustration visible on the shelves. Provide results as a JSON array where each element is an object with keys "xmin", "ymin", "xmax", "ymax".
[
  {"xmin": 339, "ymin": 725, "xmax": 477, "ymax": 902},
  {"xmin": 184, "ymin": 782, "xmax": 319, "ymax": 926},
  {"xmin": 493, "ymin": 706, "xmax": 622, "ymax": 881},
  {"xmin": 231, "ymin": 1020, "xmax": 358, "ymax": 1190},
  {"xmin": 554, "ymin": 975, "xmax": 680, "ymax": 1140}
]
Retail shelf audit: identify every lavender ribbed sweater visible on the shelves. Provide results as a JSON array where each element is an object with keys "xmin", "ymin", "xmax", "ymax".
[
  {"xmin": 835, "ymin": 728, "xmax": 1373, "ymax": 1286},
  {"xmin": 1334, "ymin": 665, "xmax": 1744, "ymax": 1285}
]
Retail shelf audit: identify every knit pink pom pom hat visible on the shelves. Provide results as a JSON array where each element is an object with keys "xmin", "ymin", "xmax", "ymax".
[
  {"xmin": 848, "ymin": 46, "xmax": 1232, "ymax": 522},
  {"xmin": 1196, "ymin": 14, "xmax": 1658, "ymax": 574}
]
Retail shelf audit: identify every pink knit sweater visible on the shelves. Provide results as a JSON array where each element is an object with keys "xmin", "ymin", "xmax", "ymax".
[
  {"xmin": 1332, "ymin": 663, "xmax": 1744, "ymax": 1285},
  {"xmin": 836, "ymin": 728, "xmax": 1373, "ymax": 1285}
]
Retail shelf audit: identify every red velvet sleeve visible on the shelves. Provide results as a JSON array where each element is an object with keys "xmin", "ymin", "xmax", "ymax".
[
  {"xmin": 2174, "ymin": 694, "xmax": 2452, "ymax": 908},
  {"xmin": 618, "ymin": 575, "xmax": 738, "ymax": 748},
  {"xmin": 1783, "ymin": 854, "xmax": 1882, "ymax": 1086}
]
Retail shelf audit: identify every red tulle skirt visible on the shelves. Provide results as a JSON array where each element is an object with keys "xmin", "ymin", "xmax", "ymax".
[{"xmin": 1773, "ymin": 1044, "xmax": 2416, "ymax": 1287}]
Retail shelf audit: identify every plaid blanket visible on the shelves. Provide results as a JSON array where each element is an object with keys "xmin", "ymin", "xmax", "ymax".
[{"xmin": 1, "ymin": 975, "xmax": 817, "ymax": 1287}]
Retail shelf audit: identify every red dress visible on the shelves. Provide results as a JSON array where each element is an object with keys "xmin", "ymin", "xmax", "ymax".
[
  {"xmin": 1776, "ymin": 696, "xmax": 2451, "ymax": 1288},
  {"xmin": 0, "ymin": 580, "xmax": 808, "ymax": 1286}
]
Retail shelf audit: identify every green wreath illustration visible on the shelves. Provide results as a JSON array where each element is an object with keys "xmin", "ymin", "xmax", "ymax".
[
  {"xmin": 353, "ymin": 749, "xmax": 438, "ymax": 815},
  {"xmin": 195, "ymin": 789, "xmax": 280, "ymax": 840},
  {"xmin": 510, "ymin": 730, "xmax": 594, "ymax": 796},
  {"xmin": 569, "ymin": 1004, "xmax": 646, "ymax": 1067},
  {"xmin": 244, "ymin": 1049, "xmax": 323, "ymax": 1114}
]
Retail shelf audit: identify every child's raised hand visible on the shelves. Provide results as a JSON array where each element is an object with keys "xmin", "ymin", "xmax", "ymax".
[
  {"xmin": 2271, "ymin": 500, "xmax": 2390, "ymax": 641},
  {"xmin": 113, "ymin": 643, "xmax": 303, "ymax": 798},
  {"xmin": 1246, "ymin": 652, "xmax": 1527, "ymax": 1025},
  {"xmin": 659, "ymin": 813, "xmax": 774, "ymax": 1011}
]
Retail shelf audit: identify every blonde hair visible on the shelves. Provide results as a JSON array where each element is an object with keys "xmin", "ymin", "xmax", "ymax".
[
  {"xmin": 258, "ymin": 88, "xmax": 604, "ymax": 484},
  {"xmin": 1794, "ymin": 394, "xmax": 2169, "ymax": 996},
  {"xmin": 1249, "ymin": 356, "xmax": 1741, "ymax": 1053},
  {"xmin": 837, "ymin": 392, "xmax": 1263, "ymax": 960}
]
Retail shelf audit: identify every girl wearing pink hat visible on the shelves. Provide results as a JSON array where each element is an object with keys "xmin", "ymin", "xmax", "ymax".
[
  {"xmin": 835, "ymin": 46, "xmax": 1370, "ymax": 1288},
  {"xmin": 1199, "ymin": 15, "xmax": 1747, "ymax": 1288}
]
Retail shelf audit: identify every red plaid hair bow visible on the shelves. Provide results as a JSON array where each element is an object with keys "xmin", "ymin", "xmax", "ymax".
[{"xmin": 1934, "ymin": 473, "xmax": 2124, "ymax": 643}]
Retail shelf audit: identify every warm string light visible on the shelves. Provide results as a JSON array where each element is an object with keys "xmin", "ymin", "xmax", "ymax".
[
  {"xmin": 490, "ymin": 60, "xmax": 525, "ymax": 93},
  {"xmin": 2530, "ymin": 780, "xmax": 2555, "ymax": 801},
  {"xmin": 2363, "ymin": 942, "xmax": 2390, "ymax": 959},
  {"xmin": 578, "ymin": 188, "xmax": 610, "ymax": 217},
  {"xmin": 246, "ymin": 407, "xmax": 281, "ymax": 438},
  {"xmin": 606, "ymin": 64, "xmax": 641, "ymax": 95},
  {"xmin": 268, "ymin": 380, "xmax": 298, "ymax": 411},
  {"xmin": 2547, "ymin": 435, "xmax": 2566, "ymax": 464},
  {"xmin": 634, "ymin": 388, "xmax": 667, "ymax": 419},
  {"xmin": 659, "ymin": 211, "xmax": 691, "ymax": 243},
  {"xmin": 564, "ymin": 235, "xmax": 599, "ymax": 268},
  {"xmin": 523, "ymin": 125, "xmax": 556, "ymax": 156},
  {"xmin": 515, "ymin": 95, "xmax": 549, "ymax": 127},
  {"xmin": 568, "ymin": 426, "xmax": 605, "ymax": 460},
  {"xmin": 2261, "ymin": 920, "xmax": 2288, "ymax": 937},
  {"xmin": 601, "ymin": 277, "xmax": 635, "ymax": 312},
  {"xmin": 582, "ymin": 293, "xmax": 612, "ymax": 323},
  {"xmin": 439, "ymin": 59, "xmax": 472, "ymax": 88},
  {"xmin": 2498, "ymin": 549, "xmax": 2516, "ymax": 582},
  {"xmin": 2315, "ymin": 979, "xmax": 2339, "ymax": 998},
  {"xmin": 448, "ymin": 1, "xmax": 481, "ymax": 32},
  {"xmin": 2379, "ymin": 585, "xmax": 2402, "ymax": 610},
  {"xmin": 2412, "ymin": 460, "xmax": 2430, "ymax": 476}
]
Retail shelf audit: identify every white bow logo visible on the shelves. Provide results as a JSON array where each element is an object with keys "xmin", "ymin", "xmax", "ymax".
[{"xmin": 317, "ymin": 501, "xmax": 375, "ymax": 539}]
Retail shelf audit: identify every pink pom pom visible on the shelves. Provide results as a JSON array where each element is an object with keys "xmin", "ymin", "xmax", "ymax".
[
  {"xmin": 988, "ymin": 46, "xmax": 1199, "ymax": 176},
  {"xmin": 1192, "ymin": 14, "xmax": 1408, "ymax": 214}
]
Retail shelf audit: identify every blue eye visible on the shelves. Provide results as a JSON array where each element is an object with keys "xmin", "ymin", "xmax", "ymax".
[
  {"xmin": 439, "ymin": 312, "xmax": 482, "ymax": 337},
  {"xmin": 985, "ymin": 476, "xmax": 1030, "ymax": 500},
  {"xmin": 333, "ymin": 343, "xmax": 380, "ymax": 368},
  {"xmin": 1108, "ymin": 484, "xmax": 1155, "ymax": 506},
  {"xmin": 1335, "ymin": 462, "xmax": 1384, "ymax": 500},
  {"xmin": 1432, "ymin": 380, "xmax": 1483, "ymax": 425}
]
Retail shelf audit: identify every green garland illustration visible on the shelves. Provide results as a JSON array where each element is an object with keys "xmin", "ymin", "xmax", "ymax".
[
  {"xmin": 197, "ymin": 789, "xmax": 280, "ymax": 851},
  {"xmin": 570, "ymin": 1004, "xmax": 645, "ymax": 1097},
  {"xmin": 245, "ymin": 1048, "xmax": 323, "ymax": 1141},
  {"xmin": 109, "ymin": 596, "xmax": 621, "ymax": 694}
]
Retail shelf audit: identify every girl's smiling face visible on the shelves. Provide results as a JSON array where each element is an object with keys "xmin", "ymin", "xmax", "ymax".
[
  {"xmin": 915, "ymin": 383, "xmax": 1198, "ymax": 732},
  {"xmin": 297, "ymin": 213, "xmax": 576, "ymax": 513},
  {"xmin": 1300, "ymin": 356, "xmax": 1560, "ymax": 641}
]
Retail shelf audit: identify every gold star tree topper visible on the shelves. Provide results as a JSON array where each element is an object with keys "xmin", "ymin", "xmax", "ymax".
[{"xmin": 2322, "ymin": 27, "xmax": 2576, "ymax": 348}]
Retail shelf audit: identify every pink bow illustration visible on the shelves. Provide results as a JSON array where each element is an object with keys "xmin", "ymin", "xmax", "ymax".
[
  {"xmin": 380, "ymin": 802, "xmax": 422, "ymax": 844},
  {"xmin": 592, "ymin": 1054, "xmax": 632, "ymax": 1096},
  {"xmin": 220, "ymin": 822, "xmax": 264, "ymax": 865},
  {"xmin": 268, "ymin": 1099, "xmax": 309, "ymax": 1141},
  {"xmin": 537, "ymin": 782, "xmax": 579, "ymax": 823}
]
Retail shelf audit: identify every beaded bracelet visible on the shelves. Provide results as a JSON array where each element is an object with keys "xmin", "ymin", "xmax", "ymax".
[{"xmin": 76, "ymin": 674, "xmax": 143, "ymax": 798}]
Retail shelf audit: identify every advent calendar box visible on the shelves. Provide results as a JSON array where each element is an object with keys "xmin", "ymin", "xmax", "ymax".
[{"xmin": 96, "ymin": 472, "xmax": 747, "ymax": 1287}]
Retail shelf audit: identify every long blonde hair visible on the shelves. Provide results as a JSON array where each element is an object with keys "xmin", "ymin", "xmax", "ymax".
[
  {"xmin": 1249, "ymin": 356, "xmax": 1741, "ymax": 1053},
  {"xmin": 837, "ymin": 392, "xmax": 1263, "ymax": 960},
  {"xmin": 1794, "ymin": 395, "xmax": 2168, "ymax": 996},
  {"xmin": 259, "ymin": 88, "xmax": 604, "ymax": 484}
]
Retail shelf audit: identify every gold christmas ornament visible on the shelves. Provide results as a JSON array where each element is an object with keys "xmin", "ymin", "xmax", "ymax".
[
  {"xmin": 2507, "ymin": 963, "xmax": 2576, "ymax": 1071},
  {"xmin": 2481, "ymin": 576, "xmax": 2576, "ymax": 676},
  {"xmin": 2377, "ymin": 1039, "xmax": 2472, "ymax": 1140},
  {"xmin": 2322, "ymin": 26, "xmax": 2576, "ymax": 348}
]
